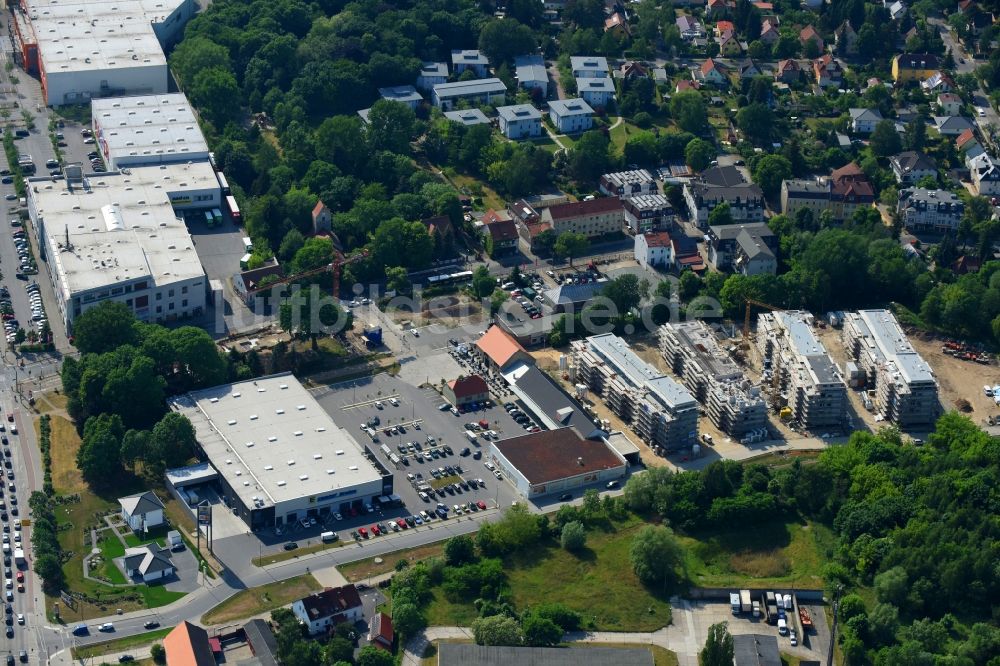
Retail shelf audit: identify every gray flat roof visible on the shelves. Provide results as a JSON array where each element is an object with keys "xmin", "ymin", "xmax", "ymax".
[
  {"xmin": 169, "ymin": 373, "xmax": 382, "ymax": 510},
  {"xmin": 571, "ymin": 56, "xmax": 610, "ymax": 74},
  {"xmin": 854, "ymin": 310, "xmax": 934, "ymax": 385},
  {"xmin": 439, "ymin": 644, "xmax": 653, "ymax": 666},
  {"xmin": 165, "ymin": 462, "xmax": 218, "ymax": 488},
  {"xmin": 419, "ymin": 61, "xmax": 448, "ymax": 77},
  {"xmin": 452, "ymin": 49, "xmax": 489, "ymax": 66},
  {"xmin": 771, "ymin": 311, "xmax": 841, "ymax": 385},
  {"xmin": 577, "ymin": 78, "xmax": 615, "ymax": 91},
  {"xmin": 503, "ymin": 362, "xmax": 600, "ymax": 436},
  {"xmin": 583, "ymin": 334, "xmax": 696, "ymax": 410},
  {"xmin": 443, "ymin": 109, "xmax": 490, "ymax": 125},
  {"xmin": 92, "ymin": 94, "xmax": 209, "ymax": 164},
  {"xmin": 514, "ymin": 55, "xmax": 547, "ymax": 82},
  {"xmin": 497, "ymin": 104, "xmax": 541, "ymax": 122},
  {"xmin": 378, "ymin": 85, "xmax": 423, "ymax": 104},
  {"xmin": 434, "ymin": 78, "xmax": 507, "ymax": 98},
  {"xmin": 733, "ymin": 634, "xmax": 781, "ymax": 666},
  {"xmin": 549, "ymin": 98, "xmax": 594, "ymax": 116}
]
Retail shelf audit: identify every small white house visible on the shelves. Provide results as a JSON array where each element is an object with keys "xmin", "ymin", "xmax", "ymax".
[
  {"xmin": 119, "ymin": 491, "xmax": 165, "ymax": 533},
  {"xmin": 123, "ymin": 544, "xmax": 174, "ymax": 583},
  {"xmin": 549, "ymin": 98, "xmax": 594, "ymax": 134},
  {"xmin": 849, "ymin": 108, "xmax": 883, "ymax": 134},
  {"xmin": 292, "ymin": 585, "xmax": 364, "ymax": 635},
  {"xmin": 497, "ymin": 104, "xmax": 542, "ymax": 139},
  {"xmin": 635, "ymin": 231, "xmax": 674, "ymax": 269}
]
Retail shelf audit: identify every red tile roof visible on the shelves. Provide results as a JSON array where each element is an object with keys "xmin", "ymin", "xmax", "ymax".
[
  {"xmin": 643, "ymin": 231, "xmax": 672, "ymax": 248},
  {"xmin": 298, "ymin": 585, "xmax": 362, "ymax": 622},
  {"xmin": 163, "ymin": 622, "xmax": 216, "ymax": 666},
  {"xmin": 716, "ymin": 20, "xmax": 735, "ymax": 34},
  {"xmin": 956, "ymin": 128, "xmax": 978, "ymax": 149},
  {"xmin": 799, "ymin": 25, "xmax": 821, "ymax": 43},
  {"xmin": 494, "ymin": 428, "xmax": 624, "ymax": 485},
  {"xmin": 448, "ymin": 375, "xmax": 489, "ymax": 399},
  {"xmin": 831, "ymin": 161, "xmax": 864, "ymax": 181},
  {"xmin": 312, "ymin": 201, "xmax": 328, "ymax": 217},
  {"xmin": 545, "ymin": 197, "xmax": 623, "ymax": 221},
  {"xmin": 370, "ymin": 612, "xmax": 394, "ymax": 649},
  {"xmin": 476, "ymin": 326, "xmax": 527, "ymax": 368},
  {"xmin": 485, "ymin": 216, "xmax": 519, "ymax": 243},
  {"xmin": 700, "ymin": 57, "xmax": 721, "ymax": 76},
  {"xmin": 676, "ymin": 80, "xmax": 701, "ymax": 92}
]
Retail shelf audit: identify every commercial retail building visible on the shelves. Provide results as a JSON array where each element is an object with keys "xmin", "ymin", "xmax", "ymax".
[{"xmin": 91, "ymin": 93, "xmax": 209, "ymax": 169}]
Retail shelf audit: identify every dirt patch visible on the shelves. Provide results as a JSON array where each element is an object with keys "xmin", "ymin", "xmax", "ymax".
[
  {"xmin": 48, "ymin": 414, "xmax": 85, "ymax": 494},
  {"xmin": 908, "ymin": 332, "xmax": 999, "ymax": 427}
]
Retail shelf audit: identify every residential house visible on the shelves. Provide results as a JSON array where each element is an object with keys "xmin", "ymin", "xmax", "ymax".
[
  {"xmin": 604, "ymin": 12, "xmax": 631, "ymax": 39},
  {"xmin": 738, "ymin": 59, "xmax": 761, "ymax": 80},
  {"xmin": 291, "ymin": 585, "xmax": 364, "ymax": 636},
  {"xmin": 599, "ymin": 170, "xmax": 658, "ymax": 198},
  {"xmin": 892, "ymin": 53, "xmax": 940, "ymax": 82},
  {"xmin": 571, "ymin": 56, "xmax": 610, "ymax": 78},
  {"xmin": 452, "ymin": 50, "xmax": 490, "ymax": 77},
  {"xmin": 934, "ymin": 115, "xmax": 976, "ymax": 136},
  {"xmin": 799, "ymin": 25, "xmax": 824, "ymax": 52},
  {"xmin": 956, "ymin": 128, "xmax": 985, "ymax": 161},
  {"xmin": 356, "ymin": 108, "xmax": 371, "ymax": 125},
  {"xmin": 780, "ymin": 162, "xmax": 876, "ymax": 222},
  {"xmin": 443, "ymin": 108, "xmax": 491, "ymax": 126},
  {"xmin": 549, "ymin": 98, "xmax": 594, "ymax": 133},
  {"xmin": 378, "ymin": 85, "xmax": 422, "ymax": 110},
  {"xmin": 714, "ymin": 20, "xmax": 736, "ymax": 37},
  {"xmin": 889, "ymin": 150, "xmax": 937, "ymax": 184},
  {"xmin": 233, "ymin": 261, "xmax": 285, "ymax": 310},
  {"xmin": 969, "ymin": 153, "xmax": 1000, "ymax": 196},
  {"xmin": 759, "ymin": 18, "xmax": 780, "ymax": 44},
  {"xmin": 775, "ymin": 59, "xmax": 801, "ymax": 83},
  {"xmin": 123, "ymin": 544, "xmax": 174, "ymax": 583},
  {"xmin": 952, "ymin": 255, "xmax": 981, "ymax": 274},
  {"xmin": 514, "ymin": 55, "xmax": 548, "ymax": 97},
  {"xmin": 706, "ymin": 222, "xmax": 778, "ymax": 275},
  {"xmin": 634, "ymin": 231, "xmax": 673, "ymax": 269},
  {"xmin": 672, "ymin": 235, "xmax": 705, "ymax": 272},
  {"xmin": 849, "ymin": 108, "xmax": 883, "ymax": 134},
  {"xmin": 937, "ymin": 92, "xmax": 963, "ymax": 116},
  {"xmin": 813, "ymin": 54, "xmax": 843, "ymax": 87},
  {"xmin": 623, "ymin": 195, "xmax": 673, "ymax": 233},
  {"xmin": 921, "ymin": 71, "xmax": 956, "ymax": 93},
  {"xmin": 421, "ymin": 214, "xmax": 454, "ymax": 243},
  {"xmin": 705, "ymin": 0, "xmax": 729, "ymax": 18},
  {"xmin": 718, "ymin": 31, "xmax": 743, "ymax": 56},
  {"xmin": 497, "ymin": 104, "xmax": 542, "ymax": 139},
  {"xmin": 118, "ymin": 491, "xmax": 165, "ymax": 533},
  {"xmin": 369, "ymin": 613, "xmax": 394, "ymax": 651},
  {"xmin": 620, "ymin": 61, "xmax": 648, "ymax": 80},
  {"xmin": 835, "ymin": 20, "xmax": 859, "ymax": 55},
  {"xmin": 443, "ymin": 375, "xmax": 490, "ymax": 408},
  {"xmin": 888, "ymin": 0, "xmax": 907, "ymax": 20},
  {"xmin": 483, "ymin": 209, "xmax": 520, "ymax": 256},
  {"xmin": 539, "ymin": 198, "xmax": 625, "ymax": 238},
  {"xmin": 696, "ymin": 58, "xmax": 728, "ymax": 85},
  {"xmin": 416, "ymin": 62, "xmax": 448, "ymax": 91},
  {"xmin": 676, "ymin": 15, "xmax": 705, "ymax": 40},
  {"xmin": 897, "ymin": 188, "xmax": 964, "ymax": 232},
  {"xmin": 752, "ymin": 1, "xmax": 774, "ymax": 11},
  {"xmin": 163, "ymin": 622, "xmax": 215, "ymax": 666},
  {"xmin": 676, "ymin": 79, "xmax": 702, "ymax": 93},
  {"xmin": 431, "ymin": 79, "xmax": 507, "ymax": 110},
  {"xmin": 683, "ymin": 168, "xmax": 766, "ymax": 229},
  {"xmin": 312, "ymin": 200, "xmax": 332, "ymax": 234},
  {"xmin": 577, "ymin": 78, "xmax": 616, "ymax": 108},
  {"xmin": 653, "ymin": 68, "xmax": 668, "ymax": 84}
]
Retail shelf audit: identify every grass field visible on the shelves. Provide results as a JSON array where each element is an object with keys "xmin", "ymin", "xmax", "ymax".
[
  {"xmin": 202, "ymin": 574, "xmax": 321, "ymax": 625},
  {"xmin": 340, "ymin": 541, "xmax": 448, "ymax": 582},
  {"xmin": 72, "ymin": 628, "xmax": 171, "ymax": 659},
  {"xmin": 447, "ymin": 172, "xmax": 504, "ymax": 210}
]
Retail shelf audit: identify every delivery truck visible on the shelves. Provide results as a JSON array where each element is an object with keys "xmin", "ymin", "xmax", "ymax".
[
  {"xmin": 739, "ymin": 589, "xmax": 752, "ymax": 614},
  {"xmin": 730, "ymin": 593, "xmax": 741, "ymax": 615}
]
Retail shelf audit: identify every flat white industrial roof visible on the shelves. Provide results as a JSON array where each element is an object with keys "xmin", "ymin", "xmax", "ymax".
[
  {"xmin": 92, "ymin": 94, "xmax": 209, "ymax": 163},
  {"xmin": 32, "ymin": 162, "xmax": 216, "ymax": 296},
  {"xmin": 170, "ymin": 373, "xmax": 383, "ymax": 509},
  {"xmin": 26, "ymin": 0, "xmax": 181, "ymax": 75}
]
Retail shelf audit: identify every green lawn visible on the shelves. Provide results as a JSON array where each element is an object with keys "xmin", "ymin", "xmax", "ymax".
[
  {"xmin": 202, "ymin": 574, "xmax": 321, "ymax": 625},
  {"xmin": 528, "ymin": 136, "xmax": 561, "ymax": 153},
  {"xmin": 124, "ymin": 526, "xmax": 168, "ymax": 548},
  {"xmin": 72, "ymin": 628, "xmax": 171, "ymax": 659},
  {"xmin": 97, "ymin": 535, "xmax": 127, "ymax": 584}
]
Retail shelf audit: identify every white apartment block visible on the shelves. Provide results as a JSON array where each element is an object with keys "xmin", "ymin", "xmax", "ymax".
[
  {"xmin": 548, "ymin": 98, "xmax": 594, "ymax": 134},
  {"xmin": 573, "ymin": 334, "xmax": 699, "ymax": 452},
  {"xmin": 842, "ymin": 310, "xmax": 940, "ymax": 427},
  {"xmin": 756, "ymin": 311, "xmax": 848, "ymax": 430},
  {"xmin": 497, "ymin": 104, "xmax": 542, "ymax": 139}
]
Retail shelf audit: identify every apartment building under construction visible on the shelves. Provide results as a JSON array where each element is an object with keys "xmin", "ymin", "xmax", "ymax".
[
  {"xmin": 756, "ymin": 311, "xmax": 848, "ymax": 430},
  {"xmin": 841, "ymin": 310, "xmax": 940, "ymax": 427},
  {"xmin": 659, "ymin": 321, "xmax": 767, "ymax": 437},
  {"xmin": 572, "ymin": 334, "xmax": 698, "ymax": 452}
]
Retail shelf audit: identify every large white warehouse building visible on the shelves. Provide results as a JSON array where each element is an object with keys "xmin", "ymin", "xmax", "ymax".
[{"xmin": 92, "ymin": 94, "xmax": 210, "ymax": 169}]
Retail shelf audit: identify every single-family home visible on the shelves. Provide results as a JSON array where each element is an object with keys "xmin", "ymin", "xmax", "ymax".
[
  {"xmin": 577, "ymin": 78, "xmax": 615, "ymax": 108},
  {"xmin": 604, "ymin": 12, "xmax": 631, "ymax": 39},
  {"xmin": 799, "ymin": 25, "xmax": 824, "ymax": 51},
  {"xmin": 706, "ymin": 222, "xmax": 778, "ymax": 275},
  {"xmin": 738, "ymin": 59, "xmax": 762, "ymax": 80},
  {"xmin": 443, "ymin": 108, "xmax": 491, "ymax": 126},
  {"xmin": 937, "ymin": 92, "xmax": 962, "ymax": 116},
  {"xmin": 432, "ymin": 79, "xmax": 507, "ymax": 110},
  {"xmin": 969, "ymin": 153, "xmax": 1000, "ymax": 196},
  {"xmin": 571, "ymin": 56, "xmax": 610, "ymax": 78},
  {"xmin": 813, "ymin": 54, "xmax": 842, "ymax": 87},
  {"xmin": 897, "ymin": 188, "xmax": 964, "ymax": 232},
  {"xmin": 548, "ymin": 98, "xmax": 594, "ymax": 134},
  {"xmin": 452, "ymin": 50, "xmax": 490, "ymax": 77},
  {"xmin": 497, "ymin": 104, "xmax": 542, "ymax": 139},
  {"xmin": 123, "ymin": 544, "xmax": 174, "ymax": 583},
  {"xmin": 377, "ymin": 85, "xmax": 422, "ymax": 110},
  {"xmin": 620, "ymin": 61, "xmax": 648, "ymax": 80},
  {"xmin": 759, "ymin": 18, "xmax": 780, "ymax": 44},
  {"xmin": 835, "ymin": 20, "xmax": 859, "ymax": 55},
  {"xmin": 775, "ymin": 59, "xmax": 801, "ymax": 83},
  {"xmin": 849, "ymin": 108, "xmax": 884, "ymax": 134},
  {"xmin": 672, "ymin": 235, "xmax": 705, "ymax": 272},
  {"xmin": 956, "ymin": 128, "xmax": 985, "ymax": 161},
  {"xmin": 714, "ymin": 20, "xmax": 736, "ymax": 37},
  {"xmin": 514, "ymin": 55, "xmax": 548, "ymax": 97},
  {"xmin": 600, "ymin": 170, "xmax": 658, "ymax": 198},
  {"xmin": 163, "ymin": 622, "xmax": 215, "ymax": 666},
  {"xmin": 676, "ymin": 79, "xmax": 702, "ymax": 93},
  {"xmin": 887, "ymin": 0, "xmax": 907, "ymax": 20},
  {"xmin": 676, "ymin": 15, "xmax": 705, "ymax": 40},
  {"xmin": 443, "ymin": 375, "xmax": 490, "ymax": 408},
  {"xmin": 696, "ymin": 58, "xmax": 727, "ymax": 85},
  {"xmin": 119, "ymin": 491, "xmax": 165, "ymax": 533},
  {"xmin": 718, "ymin": 31, "xmax": 743, "ymax": 56},
  {"xmin": 539, "ymin": 198, "xmax": 625, "ymax": 238},
  {"xmin": 623, "ymin": 195, "xmax": 673, "ymax": 233},
  {"xmin": 934, "ymin": 115, "xmax": 976, "ymax": 136},
  {"xmin": 889, "ymin": 150, "xmax": 937, "ymax": 184},
  {"xmin": 921, "ymin": 71, "xmax": 956, "ymax": 93},
  {"xmin": 483, "ymin": 210, "xmax": 520, "ymax": 256},
  {"xmin": 416, "ymin": 62, "xmax": 449, "ymax": 92},
  {"xmin": 369, "ymin": 613, "xmax": 394, "ymax": 651},
  {"xmin": 892, "ymin": 53, "xmax": 940, "ymax": 82},
  {"xmin": 634, "ymin": 231, "xmax": 673, "ymax": 269},
  {"xmin": 705, "ymin": 0, "xmax": 729, "ymax": 18},
  {"xmin": 291, "ymin": 585, "xmax": 364, "ymax": 636}
]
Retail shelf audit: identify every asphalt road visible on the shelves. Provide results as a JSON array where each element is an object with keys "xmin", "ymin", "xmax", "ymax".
[{"xmin": 932, "ymin": 17, "xmax": 999, "ymax": 144}]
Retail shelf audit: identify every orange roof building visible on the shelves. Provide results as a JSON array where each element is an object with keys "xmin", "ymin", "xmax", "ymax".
[
  {"xmin": 163, "ymin": 621, "xmax": 216, "ymax": 666},
  {"xmin": 475, "ymin": 325, "xmax": 531, "ymax": 371}
]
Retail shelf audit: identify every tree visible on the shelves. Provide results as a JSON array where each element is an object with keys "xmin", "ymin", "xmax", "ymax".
[
  {"xmin": 669, "ymin": 91, "xmax": 708, "ymax": 134},
  {"xmin": 553, "ymin": 232, "xmax": 590, "ymax": 267},
  {"xmin": 624, "ymin": 132, "xmax": 659, "ymax": 167},
  {"xmin": 150, "ymin": 643, "xmax": 166, "ymax": 665},
  {"xmin": 386, "ymin": 266, "xmax": 411, "ymax": 295},
  {"xmin": 291, "ymin": 236, "xmax": 334, "ymax": 273},
  {"xmin": 708, "ymin": 202, "xmax": 733, "ymax": 226},
  {"xmin": 567, "ymin": 131, "xmax": 612, "ymax": 182},
  {"xmin": 392, "ymin": 601, "xmax": 425, "ymax": 638},
  {"xmin": 752, "ymin": 154, "xmax": 793, "ymax": 200},
  {"xmin": 473, "ymin": 614, "xmax": 524, "ymax": 646},
  {"xmin": 444, "ymin": 535, "xmax": 477, "ymax": 565},
  {"xmin": 560, "ymin": 521, "xmax": 586, "ymax": 551},
  {"xmin": 478, "ymin": 19, "xmax": 537, "ymax": 66},
  {"xmin": 870, "ymin": 119, "xmax": 902, "ymax": 158},
  {"xmin": 356, "ymin": 646, "xmax": 394, "ymax": 666},
  {"xmin": 700, "ymin": 621, "xmax": 735, "ymax": 666},
  {"xmin": 77, "ymin": 414, "xmax": 125, "ymax": 487},
  {"xmin": 188, "ymin": 68, "xmax": 241, "ymax": 129},
  {"xmin": 521, "ymin": 614, "xmax": 563, "ymax": 647},
  {"xmin": 735, "ymin": 103, "xmax": 774, "ymax": 144},
  {"xmin": 471, "ymin": 266, "xmax": 497, "ymax": 299},
  {"xmin": 366, "ymin": 100, "xmax": 416, "ymax": 154},
  {"xmin": 71, "ymin": 302, "xmax": 139, "ymax": 354},
  {"xmin": 149, "ymin": 412, "xmax": 197, "ymax": 469},
  {"xmin": 629, "ymin": 525, "xmax": 686, "ymax": 592},
  {"xmin": 874, "ymin": 566, "xmax": 908, "ymax": 605},
  {"xmin": 33, "ymin": 553, "xmax": 63, "ymax": 594},
  {"xmin": 685, "ymin": 138, "xmax": 716, "ymax": 171},
  {"xmin": 601, "ymin": 273, "xmax": 649, "ymax": 315}
]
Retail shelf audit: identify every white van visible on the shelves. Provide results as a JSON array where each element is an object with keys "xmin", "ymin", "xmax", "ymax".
[
  {"xmin": 777, "ymin": 618, "xmax": 788, "ymax": 636},
  {"xmin": 465, "ymin": 431, "xmax": 478, "ymax": 443},
  {"xmin": 321, "ymin": 531, "xmax": 338, "ymax": 543}
]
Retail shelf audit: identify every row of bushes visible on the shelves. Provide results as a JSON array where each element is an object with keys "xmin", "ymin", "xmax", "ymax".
[
  {"xmin": 28, "ymin": 491, "xmax": 65, "ymax": 596},
  {"xmin": 38, "ymin": 414, "xmax": 52, "ymax": 495}
]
